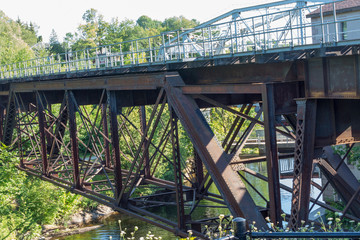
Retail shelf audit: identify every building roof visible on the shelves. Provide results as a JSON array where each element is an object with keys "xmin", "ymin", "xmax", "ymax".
[{"xmin": 307, "ymin": 0, "xmax": 360, "ymax": 18}]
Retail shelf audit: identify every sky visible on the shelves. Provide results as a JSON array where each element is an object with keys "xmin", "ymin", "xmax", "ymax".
[{"xmin": 0, "ymin": 0, "xmax": 274, "ymax": 42}]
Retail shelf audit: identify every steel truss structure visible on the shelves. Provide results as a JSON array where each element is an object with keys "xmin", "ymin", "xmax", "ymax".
[
  {"xmin": 1, "ymin": 50, "xmax": 360, "ymax": 236},
  {"xmin": 0, "ymin": 0, "xmax": 360, "ymax": 238}
]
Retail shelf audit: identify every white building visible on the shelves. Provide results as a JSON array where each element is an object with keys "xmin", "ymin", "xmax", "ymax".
[{"xmin": 307, "ymin": 0, "xmax": 360, "ymax": 44}]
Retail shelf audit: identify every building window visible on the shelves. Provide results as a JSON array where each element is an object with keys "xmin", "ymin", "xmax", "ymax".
[{"xmin": 341, "ymin": 21, "xmax": 348, "ymax": 40}]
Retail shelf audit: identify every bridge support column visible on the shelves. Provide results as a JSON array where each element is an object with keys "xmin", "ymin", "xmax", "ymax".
[
  {"xmin": 66, "ymin": 91, "xmax": 81, "ymax": 189},
  {"xmin": 102, "ymin": 104, "xmax": 111, "ymax": 168},
  {"xmin": 140, "ymin": 106, "xmax": 150, "ymax": 179},
  {"xmin": 289, "ymin": 99, "xmax": 317, "ymax": 229},
  {"xmin": 170, "ymin": 107, "xmax": 186, "ymax": 230},
  {"xmin": 262, "ymin": 84, "xmax": 282, "ymax": 225},
  {"xmin": 36, "ymin": 92, "xmax": 49, "ymax": 176},
  {"xmin": 3, "ymin": 92, "xmax": 16, "ymax": 146},
  {"xmin": 108, "ymin": 91, "xmax": 123, "ymax": 200}
]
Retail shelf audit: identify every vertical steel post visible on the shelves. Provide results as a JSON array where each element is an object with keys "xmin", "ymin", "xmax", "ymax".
[
  {"xmin": 289, "ymin": 99, "xmax": 317, "ymax": 229},
  {"xmin": 333, "ymin": 2, "xmax": 338, "ymax": 42},
  {"xmin": 262, "ymin": 84, "xmax": 282, "ymax": 225},
  {"xmin": 66, "ymin": 91, "xmax": 81, "ymax": 189},
  {"xmin": 102, "ymin": 104, "xmax": 111, "ymax": 168},
  {"xmin": 148, "ymin": 38, "xmax": 153, "ymax": 63},
  {"xmin": 3, "ymin": 92, "xmax": 17, "ymax": 146},
  {"xmin": 119, "ymin": 44, "xmax": 124, "ymax": 66},
  {"xmin": 170, "ymin": 107, "xmax": 186, "ymax": 230},
  {"xmin": 108, "ymin": 91, "xmax": 123, "ymax": 200},
  {"xmin": 36, "ymin": 92, "xmax": 49, "ymax": 176},
  {"xmin": 162, "ymin": 34, "xmax": 166, "ymax": 62},
  {"xmin": 140, "ymin": 106, "xmax": 150, "ymax": 179},
  {"xmin": 252, "ymin": 17, "xmax": 256, "ymax": 50},
  {"xmin": 320, "ymin": 5, "xmax": 325, "ymax": 44},
  {"xmin": 209, "ymin": 27, "xmax": 214, "ymax": 56}
]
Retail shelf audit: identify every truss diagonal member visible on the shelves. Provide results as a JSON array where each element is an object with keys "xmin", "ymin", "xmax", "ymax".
[
  {"xmin": 2, "ymin": 91, "xmax": 16, "ymax": 146},
  {"xmin": 195, "ymin": 94, "xmax": 295, "ymax": 140},
  {"xmin": 227, "ymin": 104, "xmax": 254, "ymax": 153},
  {"xmin": 318, "ymin": 146, "xmax": 360, "ymax": 217},
  {"xmin": 165, "ymin": 74, "xmax": 267, "ymax": 229},
  {"xmin": 35, "ymin": 91, "xmax": 49, "ymax": 176},
  {"xmin": 222, "ymin": 104, "xmax": 247, "ymax": 152}
]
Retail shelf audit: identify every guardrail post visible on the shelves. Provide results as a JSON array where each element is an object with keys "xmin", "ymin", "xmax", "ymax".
[
  {"xmin": 233, "ymin": 217, "xmax": 246, "ymax": 240},
  {"xmin": 320, "ymin": 5, "xmax": 325, "ymax": 44},
  {"xmin": 333, "ymin": 2, "xmax": 338, "ymax": 42}
]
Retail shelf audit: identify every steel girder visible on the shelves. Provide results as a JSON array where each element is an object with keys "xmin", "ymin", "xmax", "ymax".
[{"xmin": 4, "ymin": 70, "xmax": 360, "ymax": 237}]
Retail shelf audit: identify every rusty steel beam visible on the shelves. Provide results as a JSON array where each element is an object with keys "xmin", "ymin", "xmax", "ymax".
[
  {"xmin": 3, "ymin": 91, "xmax": 16, "ymax": 146},
  {"xmin": 66, "ymin": 91, "xmax": 81, "ymax": 189},
  {"xmin": 108, "ymin": 91, "xmax": 123, "ymax": 200},
  {"xmin": 309, "ymin": 144, "xmax": 354, "ymax": 213},
  {"xmin": 306, "ymin": 55, "xmax": 360, "ymax": 99},
  {"xmin": 318, "ymin": 146, "xmax": 360, "ymax": 217},
  {"xmin": 36, "ymin": 92, "xmax": 49, "ymax": 176},
  {"xmin": 140, "ymin": 106, "xmax": 150, "ymax": 179},
  {"xmin": 101, "ymin": 104, "xmax": 111, "ymax": 168},
  {"xmin": 230, "ymin": 108, "xmax": 262, "ymax": 159},
  {"xmin": 341, "ymin": 186, "xmax": 360, "ymax": 220},
  {"xmin": 165, "ymin": 74, "xmax": 267, "ymax": 229},
  {"xmin": 10, "ymin": 72, "xmax": 167, "ymax": 92},
  {"xmin": 170, "ymin": 108, "xmax": 186, "ymax": 230},
  {"xmin": 195, "ymin": 94, "xmax": 295, "ymax": 140},
  {"xmin": 222, "ymin": 105, "xmax": 246, "ymax": 150},
  {"xmin": 193, "ymin": 149, "xmax": 204, "ymax": 190},
  {"xmin": 178, "ymin": 61, "xmax": 298, "ymax": 85},
  {"xmin": 181, "ymin": 84, "xmax": 262, "ymax": 95},
  {"xmin": 224, "ymin": 104, "xmax": 251, "ymax": 154},
  {"xmin": 262, "ymin": 83, "xmax": 282, "ymax": 225},
  {"xmin": 289, "ymin": 99, "xmax": 317, "ymax": 229},
  {"xmin": 49, "ymin": 99, "xmax": 68, "ymax": 159}
]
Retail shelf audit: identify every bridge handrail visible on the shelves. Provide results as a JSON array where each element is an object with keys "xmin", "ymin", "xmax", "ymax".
[{"xmin": 1, "ymin": 0, "xmax": 360, "ymax": 80}]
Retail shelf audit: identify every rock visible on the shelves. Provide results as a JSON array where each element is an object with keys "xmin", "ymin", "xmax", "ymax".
[
  {"xmin": 42, "ymin": 225, "xmax": 58, "ymax": 231},
  {"xmin": 95, "ymin": 204, "xmax": 113, "ymax": 215},
  {"xmin": 41, "ymin": 204, "xmax": 115, "ymax": 239},
  {"xmin": 67, "ymin": 205, "xmax": 114, "ymax": 226}
]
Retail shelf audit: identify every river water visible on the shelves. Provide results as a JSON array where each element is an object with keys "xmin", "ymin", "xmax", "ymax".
[{"xmin": 59, "ymin": 161, "xmax": 322, "ymax": 239}]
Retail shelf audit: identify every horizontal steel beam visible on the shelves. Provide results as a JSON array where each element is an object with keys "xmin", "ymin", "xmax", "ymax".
[
  {"xmin": 10, "ymin": 72, "xmax": 168, "ymax": 92},
  {"xmin": 181, "ymin": 84, "xmax": 263, "ymax": 94}
]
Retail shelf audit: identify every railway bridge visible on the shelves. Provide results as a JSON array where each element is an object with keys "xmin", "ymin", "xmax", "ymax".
[{"xmin": 1, "ymin": 0, "xmax": 360, "ymax": 237}]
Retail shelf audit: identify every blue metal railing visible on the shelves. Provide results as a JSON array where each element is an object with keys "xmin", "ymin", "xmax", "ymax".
[
  {"xmin": 217, "ymin": 218, "xmax": 360, "ymax": 239},
  {"xmin": 1, "ymin": 0, "xmax": 360, "ymax": 80}
]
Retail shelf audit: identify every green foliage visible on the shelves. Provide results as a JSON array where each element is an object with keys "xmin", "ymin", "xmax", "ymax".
[
  {"xmin": 0, "ymin": 146, "xmax": 89, "ymax": 239},
  {"xmin": 333, "ymin": 144, "xmax": 360, "ymax": 170},
  {"xmin": 65, "ymin": 9, "xmax": 199, "ymax": 52},
  {"xmin": 49, "ymin": 29, "xmax": 65, "ymax": 55},
  {"xmin": 0, "ymin": 11, "xmax": 38, "ymax": 65}
]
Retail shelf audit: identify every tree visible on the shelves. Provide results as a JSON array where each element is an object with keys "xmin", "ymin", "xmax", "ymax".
[
  {"xmin": 163, "ymin": 16, "xmax": 199, "ymax": 32},
  {"xmin": 136, "ymin": 15, "xmax": 162, "ymax": 30},
  {"xmin": 49, "ymin": 29, "xmax": 64, "ymax": 55}
]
